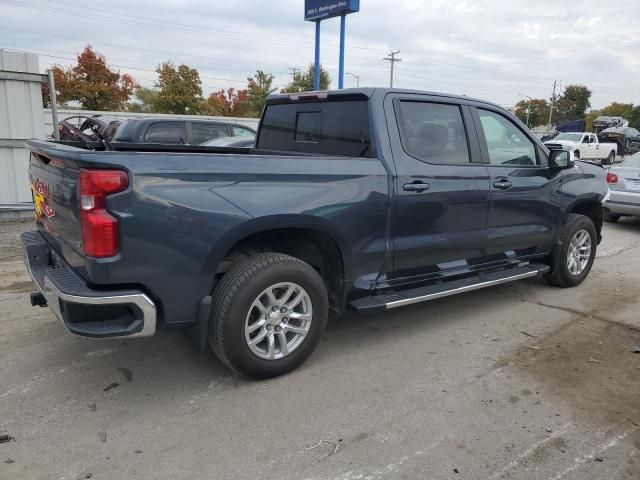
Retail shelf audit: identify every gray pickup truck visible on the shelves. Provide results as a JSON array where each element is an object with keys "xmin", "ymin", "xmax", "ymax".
[{"xmin": 22, "ymin": 88, "xmax": 607, "ymax": 378}]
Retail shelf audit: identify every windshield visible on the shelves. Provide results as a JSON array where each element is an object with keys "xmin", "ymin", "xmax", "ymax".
[
  {"xmin": 555, "ymin": 133, "xmax": 583, "ymax": 141},
  {"xmin": 621, "ymin": 153, "xmax": 640, "ymax": 168}
]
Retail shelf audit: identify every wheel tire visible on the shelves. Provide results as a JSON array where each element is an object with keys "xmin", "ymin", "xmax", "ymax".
[
  {"xmin": 625, "ymin": 140, "xmax": 630, "ymax": 155},
  {"xmin": 209, "ymin": 253, "xmax": 329, "ymax": 379},
  {"xmin": 574, "ymin": 150, "xmax": 580, "ymax": 160},
  {"xmin": 544, "ymin": 214, "xmax": 597, "ymax": 288},
  {"xmin": 606, "ymin": 151, "xmax": 615, "ymax": 165},
  {"xmin": 605, "ymin": 212, "xmax": 620, "ymax": 223}
]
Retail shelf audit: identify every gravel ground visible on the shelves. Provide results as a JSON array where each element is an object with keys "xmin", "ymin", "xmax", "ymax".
[{"xmin": 1, "ymin": 218, "xmax": 639, "ymax": 480}]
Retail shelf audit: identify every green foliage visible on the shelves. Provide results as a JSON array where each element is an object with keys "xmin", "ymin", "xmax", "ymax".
[
  {"xmin": 246, "ymin": 70, "xmax": 276, "ymax": 117},
  {"xmin": 555, "ymin": 84, "xmax": 592, "ymax": 122},
  {"xmin": 282, "ymin": 64, "xmax": 331, "ymax": 93},
  {"xmin": 154, "ymin": 62, "xmax": 206, "ymax": 114},
  {"xmin": 514, "ymin": 98, "xmax": 550, "ymax": 127},
  {"xmin": 128, "ymin": 87, "xmax": 160, "ymax": 113}
]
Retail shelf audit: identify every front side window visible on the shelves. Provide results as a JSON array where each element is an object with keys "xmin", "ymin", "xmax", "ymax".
[
  {"xmin": 396, "ymin": 101, "xmax": 470, "ymax": 164},
  {"xmin": 478, "ymin": 109, "xmax": 538, "ymax": 166}
]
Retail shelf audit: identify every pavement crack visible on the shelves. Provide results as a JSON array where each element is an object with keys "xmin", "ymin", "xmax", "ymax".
[{"xmin": 598, "ymin": 244, "xmax": 640, "ymax": 259}]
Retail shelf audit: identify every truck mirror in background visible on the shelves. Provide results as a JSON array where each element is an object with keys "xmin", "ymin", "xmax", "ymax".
[{"xmin": 549, "ymin": 149, "xmax": 573, "ymax": 169}]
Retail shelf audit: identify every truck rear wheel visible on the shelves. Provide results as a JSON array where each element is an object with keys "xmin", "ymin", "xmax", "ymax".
[
  {"xmin": 606, "ymin": 151, "xmax": 616, "ymax": 165},
  {"xmin": 544, "ymin": 214, "xmax": 597, "ymax": 288},
  {"xmin": 209, "ymin": 253, "xmax": 329, "ymax": 379}
]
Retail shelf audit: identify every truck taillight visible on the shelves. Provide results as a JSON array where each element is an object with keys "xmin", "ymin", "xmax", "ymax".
[
  {"xmin": 79, "ymin": 169, "xmax": 128, "ymax": 258},
  {"xmin": 606, "ymin": 172, "xmax": 618, "ymax": 184}
]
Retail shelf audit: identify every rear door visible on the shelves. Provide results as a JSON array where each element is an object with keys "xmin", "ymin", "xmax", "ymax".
[
  {"xmin": 471, "ymin": 105, "xmax": 563, "ymax": 260},
  {"xmin": 385, "ymin": 94, "xmax": 491, "ymax": 282}
]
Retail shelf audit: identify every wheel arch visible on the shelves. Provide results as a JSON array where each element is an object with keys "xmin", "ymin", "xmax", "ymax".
[
  {"xmin": 568, "ymin": 199, "xmax": 604, "ymax": 243},
  {"xmin": 205, "ymin": 215, "xmax": 352, "ymax": 313}
]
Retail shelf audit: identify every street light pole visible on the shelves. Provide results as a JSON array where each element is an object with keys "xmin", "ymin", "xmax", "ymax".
[
  {"xmin": 518, "ymin": 93, "xmax": 532, "ymax": 128},
  {"xmin": 346, "ymin": 72, "xmax": 360, "ymax": 87}
]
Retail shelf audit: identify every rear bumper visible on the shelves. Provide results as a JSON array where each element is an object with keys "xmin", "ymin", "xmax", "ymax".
[
  {"xmin": 605, "ymin": 190, "xmax": 640, "ymax": 216},
  {"xmin": 21, "ymin": 231, "xmax": 156, "ymax": 338}
]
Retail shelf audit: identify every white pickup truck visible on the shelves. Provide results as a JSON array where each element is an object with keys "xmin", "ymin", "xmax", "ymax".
[{"xmin": 544, "ymin": 132, "xmax": 618, "ymax": 165}]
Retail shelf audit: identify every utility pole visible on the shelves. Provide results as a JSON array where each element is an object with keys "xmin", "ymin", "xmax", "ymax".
[
  {"xmin": 288, "ymin": 67, "xmax": 300, "ymax": 83},
  {"xmin": 383, "ymin": 50, "xmax": 401, "ymax": 88},
  {"xmin": 548, "ymin": 80, "xmax": 558, "ymax": 130}
]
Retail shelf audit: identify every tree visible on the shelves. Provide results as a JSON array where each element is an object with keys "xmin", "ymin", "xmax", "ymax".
[
  {"xmin": 206, "ymin": 88, "xmax": 249, "ymax": 117},
  {"xmin": 246, "ymin": 70, "xmax": 276, "ymax": 117},
  {"xmin": 128, "ymin": 87, "xmax": 160, "ymax": 113},
  {"xmin": 282, "ymin": 64, "xmax": 331, "ymax": 93},
  {"xmin": 555, "ymin": 84, "xmax": 592, "ymax": 122},
  {"xmin": 42, "ymin": 45, "xmax": 137, "ymax": 111},
  {"xmin": 514, "ymin": 98, "xmax": 550, "ymax": 127},
  {"xmin": 154, "ymin": 62, "xmax": 206, "ymax": 114}
]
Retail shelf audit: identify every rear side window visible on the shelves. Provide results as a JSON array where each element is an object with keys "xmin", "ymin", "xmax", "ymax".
[
  {"xmin": 144, "ymin": 122, "xmax": 187, "ymax": 144},
  {"xmin": 396, "ymin": 101, "xmax": 470, "ymax": 164},
  {"xmin": 191, "ymin": 122, "xmax": 229, "ymax": 144},
  {"xmin": 257, "ymin": 100, "xmax": 372, "ymax": 156}
]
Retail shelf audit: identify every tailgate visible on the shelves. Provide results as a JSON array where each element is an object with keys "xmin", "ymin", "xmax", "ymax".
[{"xmin": 29, "ymin": 150, "xmax": 85, "ymax": 263}]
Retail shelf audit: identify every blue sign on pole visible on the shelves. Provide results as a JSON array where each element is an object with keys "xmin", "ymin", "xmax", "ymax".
[
  {"xmin": 305, "ymin": 0, "xmax": 360, "ymax": 91},
  {"xmin": 304, "ymin": 0, "xmax": 359, "ymax": 21}
]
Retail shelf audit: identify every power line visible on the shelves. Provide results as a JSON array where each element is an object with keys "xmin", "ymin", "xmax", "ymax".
[
  {"xmin": 383, "ymin": 50, "xmax": 401, "ymax": 88},
  {"xmin": 0, "ymin": 0, "xmax": 389, "ymax": 53},
  {"xmin": 0, "ymin": 25, "xmax": 305, "ymax": 70}
]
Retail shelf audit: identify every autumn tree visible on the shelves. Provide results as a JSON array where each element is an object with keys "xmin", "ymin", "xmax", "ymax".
[
  {"xmin": 282, "ymin": 64, "xmax": 331, "ymax": 93},
  {"xmin": 42, "ymin": 45, "xmax": 137, "ymax": 110},
  {"xmin": 514, "ymin": 98, "xmax": 550, "ymax": 127},
  {"xmin": 206, "ymin": 88, "xmax": 249, "ymax": 117},
  {"xmin": 555, "ymin": 84, "xmax": 592, "ymax": 122},
  {"xmin": 154, "ymin": 62, "xmax": 206, "ymax": 114},
  {"xmin": 246, "ymin": 70, "xmax": 276, "ymax": 117}
]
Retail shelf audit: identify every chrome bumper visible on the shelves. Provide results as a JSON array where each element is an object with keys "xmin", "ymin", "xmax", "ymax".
[{"xmin": 21, "ymin": 231, "xmax": 157, "ymax": 338}]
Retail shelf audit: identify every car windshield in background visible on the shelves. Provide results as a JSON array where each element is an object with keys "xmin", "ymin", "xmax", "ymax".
[
  {"xmin": 621, "ymin": 153, "xmax": 640, "ymax": 168},
  {"xmin": 258, "ymin": 100, "xmax": 372, "ymax": 156},
  {"xmin": 556, "ymin": 133, "xmax": 583, "ymax": 141}
]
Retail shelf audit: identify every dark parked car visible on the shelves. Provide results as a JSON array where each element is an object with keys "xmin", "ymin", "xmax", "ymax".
[
  {"xmin": 593, "ymin": 116, "xmax": 627, "ymax": 134},
  {"xmin": 23, "ymin": 88, "xmax": 607, "ymax": 379},
  {"xmin": 57, "ymin": 115, "xmax": 121, "ymax": 142},
  {"xmin": 597, "ymin": 127, "xmax": 640, "ymax": 155},
  {"xmin": 112, "ymin": 118, "xmax": 256, "ymax": 145}
]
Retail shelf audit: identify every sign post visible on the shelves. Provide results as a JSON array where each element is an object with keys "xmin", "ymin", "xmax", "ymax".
[{"xmin": 305, "ymin": 0, "xmax": 360, "ymax": 90}]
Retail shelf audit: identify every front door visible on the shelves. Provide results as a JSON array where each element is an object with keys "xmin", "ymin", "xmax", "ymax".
[
  {"xmin": 471, "ymin": 106, "xmax": 564, "ymax": 260},
  {"xmin": 385, "ymin": 95, "xmax": 491, "ymax": 284}
]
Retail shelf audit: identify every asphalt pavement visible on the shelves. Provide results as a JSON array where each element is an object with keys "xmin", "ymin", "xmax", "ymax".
[{"xmin": 1, "ymin": 218, "xmax": 639, "ymax": 480}]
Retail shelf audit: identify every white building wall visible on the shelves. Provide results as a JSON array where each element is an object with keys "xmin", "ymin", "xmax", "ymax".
[{"xmin": 0, "ymin": 50, "xmax": 45, "ymax": 209}]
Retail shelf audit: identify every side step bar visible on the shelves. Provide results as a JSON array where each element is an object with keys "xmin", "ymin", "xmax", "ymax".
[{"xmin": 350, "ymin": 263, "xmax": 550, "ymax": 311}]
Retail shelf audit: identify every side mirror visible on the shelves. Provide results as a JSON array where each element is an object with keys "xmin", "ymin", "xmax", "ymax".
[{"xmin": 549, "ymin": 149, "xmax": 574, "ymax": 170}]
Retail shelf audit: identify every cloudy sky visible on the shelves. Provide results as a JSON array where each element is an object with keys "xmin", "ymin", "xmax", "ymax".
[{"xmin": 1, "ymin": 0, "xmax": 638, "ymax": 109}]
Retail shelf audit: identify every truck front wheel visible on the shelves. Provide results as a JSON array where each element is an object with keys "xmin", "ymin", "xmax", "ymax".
[
  {"xmin": 209, "ymin": 253, "xmax": 329, "ymax": 379},
  {"xmin": 544, "ymin": 214, "xmax": 597, "ymax": 288},
  {"xmin": 573, "ymin": 150, "xmax": 580, "ymax": 160}
]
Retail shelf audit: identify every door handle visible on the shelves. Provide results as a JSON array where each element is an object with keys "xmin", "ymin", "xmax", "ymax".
[
  {"xmin": 493, "ymin": 179, "xmax": 512, "ymax": 190},
  {"xmin": 403, "ymin": 182, "xmax": 430, "ymax": 192}
]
